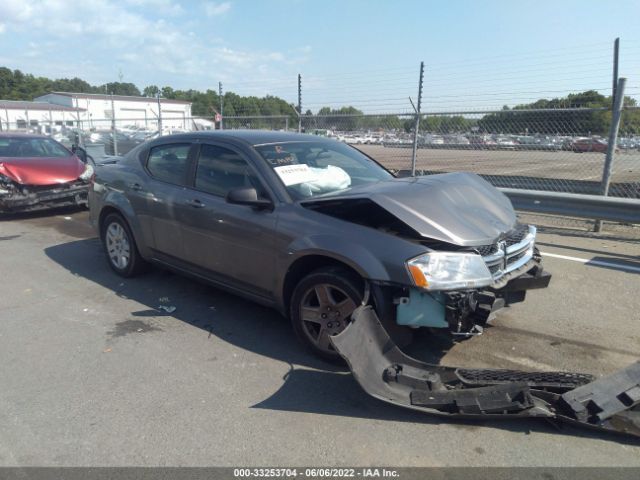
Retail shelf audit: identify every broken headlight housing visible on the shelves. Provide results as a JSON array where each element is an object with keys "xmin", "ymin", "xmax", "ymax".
[
  {"xmin": 0, "ymin": 173, "xmax": 15, "ymax": 195},
  {"xmin": 78, "ymin": 164, "xmax": 94, "ymax": 182},
  {"xmin": 406, "ymin": 252, "xmax": 493, "ymax": 291}
]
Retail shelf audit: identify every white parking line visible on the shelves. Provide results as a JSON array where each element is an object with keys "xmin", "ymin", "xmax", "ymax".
[{"xmin": 542, "ymin": 251, "xmax": 640, "ymax": 274}]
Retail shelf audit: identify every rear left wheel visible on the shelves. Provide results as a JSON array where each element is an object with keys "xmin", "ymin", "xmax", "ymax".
[{"xmin": 101, "ymin": 212, "xmax": 147, "ymax": 277}]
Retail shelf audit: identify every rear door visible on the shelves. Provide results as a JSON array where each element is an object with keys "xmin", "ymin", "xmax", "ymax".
[
  {"xmin": 143, "ymin": 142, "xmax": 196, "ymax": 260},
  {"xmin": 179, "ymin": 142, "xmax": 279, "ymax": 298}
]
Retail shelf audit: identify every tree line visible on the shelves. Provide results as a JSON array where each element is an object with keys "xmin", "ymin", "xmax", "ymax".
[
  {"xmin": 0, "ymin": 67, "xmax": 299, "ymax": 120},
  {"xmin": 1, "ymin": 67, "xmax": 639, "ymax": 135}
]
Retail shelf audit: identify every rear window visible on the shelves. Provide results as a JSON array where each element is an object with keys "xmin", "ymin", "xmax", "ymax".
[{"xmin": 146, "ymin": 143, "xmax": 191, "ymax": 185}]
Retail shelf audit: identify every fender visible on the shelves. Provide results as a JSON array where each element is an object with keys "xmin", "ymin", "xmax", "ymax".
[
  {"xmin": 282, "ymin": 233, "xmax": 409, "ymax": 283},
  {"xmin": 98, "ymin": 189, "xmax": 153, "ymax": 259}
]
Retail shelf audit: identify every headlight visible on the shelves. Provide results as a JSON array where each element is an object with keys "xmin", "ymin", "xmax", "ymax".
[
  {"xmin": 78, "ymin": 164, "xmax": 94, "ymax": 182},
  {"xmin": 406, "ymin": 252, "xmax": 493, "ymax": 290}
]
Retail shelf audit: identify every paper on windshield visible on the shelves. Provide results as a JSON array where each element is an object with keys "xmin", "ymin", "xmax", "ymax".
[{"xmin": 274, "ymin": 164, "xmax": 317, "ymax": 186}]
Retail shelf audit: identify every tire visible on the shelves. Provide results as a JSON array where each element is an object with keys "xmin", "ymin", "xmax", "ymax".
[
  {"xmin": 289, "ymin": 267, "xmax": 364, "ymax": 362},
  {"xmin": 100, "ymin": 212, "xmax": 147, "ymax": 277}
]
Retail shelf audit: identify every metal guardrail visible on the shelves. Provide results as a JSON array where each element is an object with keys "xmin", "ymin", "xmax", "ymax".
[{"xmin": 501, "ymin": 188, "xmax": 640, "ymax": 224}]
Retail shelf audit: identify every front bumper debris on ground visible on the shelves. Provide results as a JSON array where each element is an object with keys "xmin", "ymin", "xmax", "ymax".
[{"xmin": 331, "ymin": 306, "xmax": 640, "ymax": 439}]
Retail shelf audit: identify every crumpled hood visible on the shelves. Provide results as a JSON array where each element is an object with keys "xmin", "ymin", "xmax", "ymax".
[
  {"xmin": 304, "ymin": 172, "xmax": 516, "ymax": 246},
  {"xmin": 0, "ymin": 156, "xmax": 85, "ymax": 185}
]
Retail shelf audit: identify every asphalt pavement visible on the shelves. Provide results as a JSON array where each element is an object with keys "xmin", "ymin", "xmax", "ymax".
[{"xmin": 0, "ymin": 208, "xmax": 638, "ymax": 466}]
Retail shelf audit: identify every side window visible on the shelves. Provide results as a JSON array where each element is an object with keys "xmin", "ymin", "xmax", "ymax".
[
  {"xmin": 195, "ymin": 144, "xmax": 266, "ymax": 198},
  {"xmin": 146, "ymin": 143, "xmax": 191, "ymax": 185}
]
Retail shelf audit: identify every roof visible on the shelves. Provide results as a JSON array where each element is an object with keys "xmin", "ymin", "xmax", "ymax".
[
  {"xmin": 0, "ymin": 100, "xmax": 85, "ymax": 112},
  {"xmin": 42, "ymin": 92, "xmax": 192, "ymax": 105},
  {"xmin": 186, "ymin": 130, "xmax": 327, "ymax": 145}
]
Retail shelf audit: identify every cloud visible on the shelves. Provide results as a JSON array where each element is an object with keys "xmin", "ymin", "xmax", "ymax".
[
  {"xmin": 0, "ymin": 0, "xmax": 309, "ymax": 92},
  {"xmin": 204, "ymin": 1, "xmax": 231, "ymax": 17},
  {"xmin": 123, "ymin": 0, "xmax": 184, "ymax": 15},
  {"xmin": 0, "ymin": 0, "xmax": 34, "ymax": 22}
]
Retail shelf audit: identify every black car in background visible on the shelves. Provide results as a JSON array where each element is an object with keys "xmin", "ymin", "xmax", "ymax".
[{"xmin": 86, "ymin": 130, "xmax": 144, "ymax": 156}]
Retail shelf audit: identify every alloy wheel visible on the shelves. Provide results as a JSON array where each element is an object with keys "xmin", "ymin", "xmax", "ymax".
[
  {"xmin": 299, "ymin": 283, "xmax": 358, "ymax": 352},
  {"xmin": 105, "ymin": 222, "xmax": 131, "ymax": 270}
]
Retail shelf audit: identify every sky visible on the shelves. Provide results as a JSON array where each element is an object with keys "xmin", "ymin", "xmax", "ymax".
[{"xmin": 1, "ymin": 0, "xmax": 640, "ymax": 112}]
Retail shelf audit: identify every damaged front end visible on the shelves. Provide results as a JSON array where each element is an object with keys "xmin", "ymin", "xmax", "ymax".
[
  {"xmin": 397, "ymin": 224, "xmax": 551, "ymax": 336},
  {"xmin": 332, "ymin": 306, "xmax": 640, "ymax": 439},
  {"xmin": 0, "ymin": 176, "xmax": 89, "ymax": 213},
  {"xmin": 302, "ymin": 174, "xmax": 552, "ymax": 337}
]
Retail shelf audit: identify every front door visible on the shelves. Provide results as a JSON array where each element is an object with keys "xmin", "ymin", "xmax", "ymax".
[{"xmin": 179, "ymin": 143, "xmax": 278, "ymax": 298}]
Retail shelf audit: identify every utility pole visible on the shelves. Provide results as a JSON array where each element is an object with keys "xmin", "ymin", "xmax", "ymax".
[
  {"xmin": 298, "ymin": 74, "xmax": 302, "ymax": 133},
  {"xmin": 612, "ymin": 37, "xmax": 620, "ymax": 110},
  {"xmin": 411, "ymin": 61, "xmax": 424, "ymax": 176},
  {"xmin": 219, "ymin": 82, "xmax": 224, "ymax": 130},
  {"xmin": 602, "ymin": 77, "xmax": 626, "ymax": 197},
  {"xmin": 595, "ymin": 38, "xmax": 621, "ymax": 232},
  {"xmin": 111, "ymin": 93, "xmax": 118, "ymax": 156},
  {"xmin": 156, "ymin": 92, "xmax": 162, "ymax": 135}
]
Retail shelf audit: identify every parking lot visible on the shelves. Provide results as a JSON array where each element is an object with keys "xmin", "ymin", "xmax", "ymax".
[
  {"xmin": 359, "ymin": 145, "xmax": 640, "ymax": 185},
  {"xmin": 0, "ymin": 208, "xmax": 638, "ymax": 466}
]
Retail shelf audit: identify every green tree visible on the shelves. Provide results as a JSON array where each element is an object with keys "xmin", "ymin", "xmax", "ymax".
[
  {"xmin": 143, "ymin": 85, "xmax": 160, "ymax": 97},
  {"xmin": 101, "ymin": 82, "xmax": 141, "ymax": 96}
]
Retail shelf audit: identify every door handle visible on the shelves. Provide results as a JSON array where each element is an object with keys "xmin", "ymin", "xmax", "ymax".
[
  {"xmin": 129, "ymin": 182, "xmax": 143, "ymax": 191},
  {"xmin": 187, "ymin": 198, "xmax": 206, "ymax": 208}
]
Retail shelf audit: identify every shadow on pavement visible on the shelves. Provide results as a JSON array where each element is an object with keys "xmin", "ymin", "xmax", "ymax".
[
  {"xmin": 44, "ymin": 237, "xmax": 639, "ymax": 444},
  {"xmin": 44, "ymin": 237, "xmax": 456, "ymax": 371}
]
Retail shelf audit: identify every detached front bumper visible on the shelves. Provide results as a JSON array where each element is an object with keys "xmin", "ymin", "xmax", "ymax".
[
  {"xmin": 0, "ymin": 182, "xmax": 88, "ymax": 213},
  {"xmin": 333, "ymin": 306, "xmax": 640, "ymax": 440}
]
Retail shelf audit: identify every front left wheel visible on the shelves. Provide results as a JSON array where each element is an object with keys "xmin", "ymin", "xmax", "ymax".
[{"xmin": 290, "ymin": 267, "xmax": 363, "ymax": 362}]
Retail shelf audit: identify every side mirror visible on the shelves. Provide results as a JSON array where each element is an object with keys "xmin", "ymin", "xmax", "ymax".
[
  {"xmin": 226, "ymin": 187, "xmax": 273, "ymax": 210},
  {"xmin": 73, "ymin": 146, "xmax": 89, "ymax": 164}
]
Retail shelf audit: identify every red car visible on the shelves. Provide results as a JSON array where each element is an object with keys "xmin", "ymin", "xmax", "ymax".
[
  {"xmin": 571, "ymin": 137, "xmax": 608, "ymax": 153},
  {"xmin": 0, "ymin": 133, "xmax": 93, "ymax": 213}
]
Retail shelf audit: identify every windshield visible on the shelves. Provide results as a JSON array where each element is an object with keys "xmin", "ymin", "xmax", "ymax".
[
  {"xmin": 254, "ymin": 141, "xmax": 392, "ymax": 199},
  {"xmin": 0, "ymin": 137, "xmax": 71, "ymax": 158}
]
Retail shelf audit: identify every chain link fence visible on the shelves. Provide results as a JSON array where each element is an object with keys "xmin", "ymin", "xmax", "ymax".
[
  {"xmin": 1, "ymin": 107, "xmax": 639, "ymax": 202},
  {"xmin": 298, "ymin": 108, "xmax": 640, "ymax": 200}
]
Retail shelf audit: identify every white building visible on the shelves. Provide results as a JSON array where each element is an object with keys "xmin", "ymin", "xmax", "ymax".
[
  {"xmin": 34, "ymin": 92, "xmax": 192, "ymax": 131},
  {"xmin": 0, "ymin": 100, "xmax": 85, "ymax": 133}
]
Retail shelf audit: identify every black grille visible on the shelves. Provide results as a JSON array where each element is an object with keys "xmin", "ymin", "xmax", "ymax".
[
  {"xmin": 457, "ymin": 369, "xmax": 594, "ymax": 389},
  {"xmin": 505, "ymin": 224, "xmax": 529, "ymax": 247},
  {"xmin": 476, "ymin": 244, "xmax": 498, "ymax": 256}
]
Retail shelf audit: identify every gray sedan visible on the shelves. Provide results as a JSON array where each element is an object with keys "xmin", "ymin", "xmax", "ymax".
[{"xmin": 89, "ymin": 131, "xmax": 550, "ymax": 361}]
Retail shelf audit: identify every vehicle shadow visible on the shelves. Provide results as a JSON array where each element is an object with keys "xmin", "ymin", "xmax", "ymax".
[
  {"xmin": 45, "ymin": 237, "xmax": 456, "ymax": 370},
  {"xmin": 44, "ymin": 238, "xmax": 639, "ymax": 444}
]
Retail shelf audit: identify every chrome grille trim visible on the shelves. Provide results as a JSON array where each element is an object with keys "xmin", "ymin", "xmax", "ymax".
[{"xmin": 482, "ymin": 225, "xmax": 536, "ymax": 282}]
